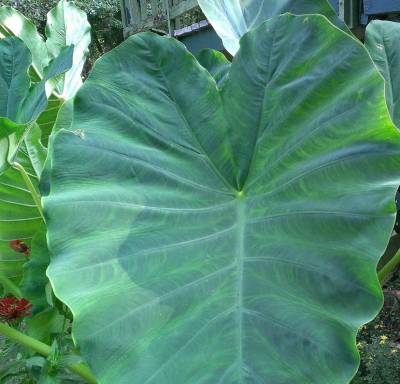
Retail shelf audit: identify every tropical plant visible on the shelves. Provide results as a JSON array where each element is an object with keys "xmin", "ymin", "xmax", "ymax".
[
  {"xmin": 43, "ymin": 21, "xmax": 400, "ymax": 384},
  {"xmin": 1, "ymin": 0, "xmax": 400, "ymax": 383}
]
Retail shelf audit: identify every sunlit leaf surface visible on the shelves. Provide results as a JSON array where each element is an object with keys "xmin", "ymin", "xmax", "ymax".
[{"xmin": 45, "ymin": 15, "xmax": 400, "ymax": 384}]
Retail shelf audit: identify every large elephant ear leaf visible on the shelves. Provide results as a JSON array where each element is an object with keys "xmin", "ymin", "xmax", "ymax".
[
  {"xmin": 0, "ymin": 6, "xmax": 48, "ymax": 77},
  {"xmin": 46, "ymin": 0, "xmax": 91, "ymax": 99},
  {"xmin": 45, "ymin": 15, "xmax": 400, "ymax": 384},
  {"xmin": 365, "ymin": 20, "xmax": 400, "ymax": 127},
  {"xmin": 197, "ymin": 0, "xmax": 348, "ymax": 55}
]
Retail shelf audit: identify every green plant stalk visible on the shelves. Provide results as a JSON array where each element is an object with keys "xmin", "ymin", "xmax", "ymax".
[
  {"xmin": 378, "ymin": 249, "xmax": 400, "ymax": 284},
  {"xmin": 12, "ymin": 161, "xmax": 45, "ymax": 221},
  {"xmin": 0, "ymin": 271, "xmax": 22, "ymax": 298},
  {"xmin": 0, "ymin": 322, "xmax": 97, "ymax": 383}
]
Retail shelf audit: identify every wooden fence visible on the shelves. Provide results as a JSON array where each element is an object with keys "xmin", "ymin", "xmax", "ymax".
[{"xmin": 120, "ymin": 0, "xmax": 200, "ymax": 37}]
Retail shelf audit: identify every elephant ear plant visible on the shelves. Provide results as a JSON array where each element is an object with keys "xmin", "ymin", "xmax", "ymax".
[
  {"xmin": 41, "ymin": 12, "xmax": 400, "ymax": 384},
  {"xmin": 1, "ymin": 1, "xmax": 400, "ymax": 384}
]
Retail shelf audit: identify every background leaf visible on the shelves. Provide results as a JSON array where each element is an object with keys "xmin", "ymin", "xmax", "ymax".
[
  {"xmin": 24, "ymin": 124, "xmax": 48, "ymax": 178},
  {"xmin": 0, "ymin": 6, "xmax": 48, "ymax": 77},
  {"xmin": 37, "ymin": 94, "xmax": 63, "ymax": 146},
  {"xmin": 0, "ymin": 36, "xmax": 31, "ymax": 121},
  {"xmin": 0, "ymin": 147, "xmax": 41, "ymax": 285},
  {"xmin": 26, "ymin": 308, "xmax": 65, "ymax": 344},
  {"xmin": 197, "ymin": 0, "xmax": 348, "ymax": 55},
  {"xmin": 20, "ymin": 225, "xmax": 51, "ymax": 313},
  {"xmin": 44, "ymin": 15, "xmax": 400, "ymax": 383},
  {"xmin": 365, "ymin": 20, "xmax": 400, "ymax": 127},
  {"xmin": 46, "ymin": 0, "xmax": 91, "ymax": 99},
  {"xmin": 196, "ymin": 49, "xmax": 231, "ymax": 87},
  {"xmin": 17, "ymin": 44, "xmax": 73, "ymax": 125}
]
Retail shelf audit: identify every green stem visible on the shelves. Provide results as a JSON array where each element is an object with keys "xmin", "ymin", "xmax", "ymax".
[
  {"xmin": 378, "ymin": 249, "xmax": 400, "ymax": 285},
  {"xmin": 0, "ymin": 272, "xmax": 22, "ymax": 298},
  {"xmin": 12, "ymin": 162, "xmax": 45, "ymax": 221},
  {"xmin": 0, "ymin": 322, "xmax": 97, "ymax": 384}
]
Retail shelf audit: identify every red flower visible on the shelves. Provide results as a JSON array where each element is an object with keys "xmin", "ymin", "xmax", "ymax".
[
  {"xmin": 9, "ymin": 240, "xmax": 30, "ymax": 256},
  {"xmin": 0, "ymin": 297, "xmax": 32, "ymax": 322}
]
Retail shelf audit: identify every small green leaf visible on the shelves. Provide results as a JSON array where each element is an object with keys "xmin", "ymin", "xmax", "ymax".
[
  {"xmin": 196, "ymin": 49, "xmax": 231, "ymax": 86},
  {"xmin": 58, "ymin": 354, "xmax": 83, "ymax": 369},
  {"xmin": 24, "ymin": 124, "xmax": 47, "ymax": 178},
  {"xmin": 26, "ymin": 356, "xmax": 47, "ymax": 368},
  {"xmin": 0, "ymin": 117, "xmax": 28, "ymax": 173}
]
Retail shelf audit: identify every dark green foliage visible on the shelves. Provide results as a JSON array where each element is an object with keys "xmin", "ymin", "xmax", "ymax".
[
  {"xmin": 354, "ymin": 338, "xmax": 400, "ymax": 384},
  {"xmin": 0, "ymin": 327, "xmax": 86, "ymax": 383},
  {"xmin": 352, "ymin": 273, "xmax": 400, "ymax": 384}
]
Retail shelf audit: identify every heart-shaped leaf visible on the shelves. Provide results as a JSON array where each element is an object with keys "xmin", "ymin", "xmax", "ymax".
[
  {"xmin": 197, "ymin": 0, "xmax": 348, "ymax": 55},
  {"xmin": 45, "ymin": 15, "xmax": 400, "ymax": 383}
]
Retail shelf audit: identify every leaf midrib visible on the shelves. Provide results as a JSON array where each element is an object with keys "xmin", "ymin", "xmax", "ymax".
[{"xmin": 235, "ymin": 195, "xmax": 246, "ymax": 379}]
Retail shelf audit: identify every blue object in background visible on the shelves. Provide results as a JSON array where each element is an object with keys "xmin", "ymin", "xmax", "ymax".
[
  {"xmin": 361, "ymin": 0, "xmax": 400, "ymax": 24},
  {"xmin": 179, "ymin": 28, "xmax": 223, "ymax": 53},
  {"xmin": 363, "ymin": 0, "xmax": 400, "ymax": 14}
]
